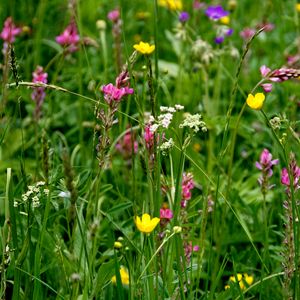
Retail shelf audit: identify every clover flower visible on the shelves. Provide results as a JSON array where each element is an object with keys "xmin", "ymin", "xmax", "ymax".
[
  {"xmin": 107, "ymin": 9, "xmax": 120, "ymax": 22},
  {"xmin": 135, "ymin": 213, "xmax": 160, "ymax": 234},
  {"xmin": 56, "ymin": 21, "xmax": 80, "ymax": 53},
  {"xmin": 133, "ymin": 41, "xmax": 155, "ymax": 55},
  {"xmin": 111, "ymin": 267, "xmax": 129, "ymax": 285},
  {"xmin": 246, "ymin": 93, "xmax": 265, "ymax": 110},
  {"xmin": 240, "ymin": 27, "xmax": 256, "ymax": 40},
  {"xmin": 205, "ymin": 5, "xmax": 229, "ymax": 21}
]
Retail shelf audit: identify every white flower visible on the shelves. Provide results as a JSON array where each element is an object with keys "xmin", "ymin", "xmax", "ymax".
[
  {"xmin": 22, "ymin": 194, "xmax": 28, "ymax": 202},
  {"xmin": 33, "ymin": 187, "xmax": 40, "ymax": 193},
  {"xmin": 28, "ymin": 186, "xmax": 34, "ymax": 191},
  {"xmin": 44, "ymin": 189, "xmax": 49, "ymax": 196},
  {"xmin": 36, "ymin": 181, "xmax": 45, "ymax": 186},
  {"xmin": 14, "ymin": 201, "xmax": 18, "ymax": 207},
  {"xmin": 32, "ymin": 196, "xmax": 40, "ymax": 208},
  {"xmin": 159, "ymin": 138, "xmax": 174, "ymax": 155},
  {"xmin": 179, "ymin": 113, "xmax": 207, "ymax": 133},
  {"xmin": 59, "ymin": 191, "xmax": 71, "ymax": 198},
  {"xmin": 150, "ymin": 123, "xmax": 159, "ymax": 133},
  {"xmin": 158, "ymin": 113, "xmax": 173, "ymax": 128},
  {"xmin": 175, "ymin": 104, "xmax": 184, "ymax": 111}
]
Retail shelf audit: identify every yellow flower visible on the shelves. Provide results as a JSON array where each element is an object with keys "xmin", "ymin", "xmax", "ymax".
[
  {"xmin": 246, "ymin": 93, "xmax": 265, "ymax": 110},
  {"xmin": 158, "ymin": 0, "xmax": 182, "ymax": 10},
  {"xmin": 227, "ymin": 273, "xmax": 254, "ymax": 290},
  {"xmin": 220, "ymin": 16, "xmax": 230, "ymax": 25},
  {"xmin": 111, "ymin": 267, "xmax": 129, "ymax": 285},
  {"xmin": 114, "ymin": 241, "xmax": 123, "ymax": 249},
  {"xmin": 296, "ymin": 4, "xmax": 300, "ymax": 12},
  {"xmin": 133, "ymin": 41, "xmax": 155, "ymax": 55},
  {"xmin": 135, "ymin": 213, "xmax": 160, "ymax": 233},
  {"xmin": 229, "ymin": 273, "xmax": 242, "ymax": 283},
  {"xmin": 244, "ymin": 273, "xmax": 254, "ymax": 285}
]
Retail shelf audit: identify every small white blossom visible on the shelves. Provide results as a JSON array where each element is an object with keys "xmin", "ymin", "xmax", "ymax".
[
  {"xmin": 175, "ymin": 104, "xmax": 184, "ymax": 111},
  {"xmin": 22, "ymin": 195, "xmax": 28, "ymax": 202},
  {"xmin": 28, "ymin": 186, "xmax": 34, "ymax": 191},
  {"xmin": 179, "ymin": 113, "xmax": 207, "ymax": 133},
  {"xmin": 159, "ymin": 138, "xmax": 174, "ymax": 155},
  {"xmin": 26, "ymin": 190, "xmax": 33, "ymax": 197},
  {"xmin": 33, "ymin": 187, "xmax": 40, "ymax": 193},
  {"xmin": 158, "ymin": 113, "xmax": 173, "ymax": 128},
  {"xmin": 36, "ymin": 181, "xmax": 45, "ymax": 186},
  {"xmin": 44, "ymin": 189, "xmax": 49, "ymax": 196},
  {"xmin": 150, "ymin": 123, "xmax": 159, "ymax": 133},
  {"xmin": 14, "ymin": 201, "xmax": 18, "ymax": 207},
  {"xmin": 59, "ymin": 191, "xmax": 71, "ymax": 198},
  {"xmin": 32, "ymin": 196, "xmax": 40, "ymax": 208}
]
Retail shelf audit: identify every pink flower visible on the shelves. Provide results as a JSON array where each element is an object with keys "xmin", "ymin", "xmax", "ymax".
[
  {"xmin": 101, "ymin": 83, "xmax": 133, "ymax": 104},
  {"xmin": 255, "ymin": 148, "xmax": 278, "ymax": 179},
  {"xmin": 240, "ymin": 27, "xmax": 255, "ymax": 40},
  {"xmin": 115, "ymin": 130, "xmax": 138, "ymax": 159},
  {"xmin": 261, "ymin": 83, "xmax": 273, "ymax": 93},
  {"xmin": 31, "ymin": 66, "xmax": 48, "ymax": 119},
  {"xmin": 281, "ymin": 167, "xmax": 300, "ymax": 188},
  {"xmin": 160, "ymin": 208, "xmax": 173, "ymax": 220},
  {"xmin": 56, "ymin": 22, "xmax": 80, "ymax": 52},
  {"xmin": 0, "ymin": 17, "xmax": 21, "ymax": 44},
  {"xmin": 260, "ymin": 65, "xmax": 271, "ymax": 77},
  {"xmin": 182, "ymin": 172, "xmax": 195, "ymax": 201},
  {"xmin": 107, "ymin": 9, "xmax": 120, "ymax": 22},
  {"xmin": 144, "ymin": 124, "xmax": 155, "ymax": 149}
]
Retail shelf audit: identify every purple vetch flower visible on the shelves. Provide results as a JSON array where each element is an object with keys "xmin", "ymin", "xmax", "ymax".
[
  {"xmin": 255, "ymin": 148, "xmax": 279, "ymax": 191},
  {"xmin": 179, "ymin": 11, "xmax": 190, "ymax": 23},
  {"xmin": 205, "ymin": 5, "xmax": 229, "ymax": 21}
]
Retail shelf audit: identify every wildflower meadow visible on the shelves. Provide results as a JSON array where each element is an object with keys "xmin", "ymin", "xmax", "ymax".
[{"xmin": 1, "ymin": 0, "xmax": 300, "ymax": 299}]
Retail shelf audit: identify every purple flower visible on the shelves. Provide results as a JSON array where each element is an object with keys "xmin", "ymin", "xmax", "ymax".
[
  {"xmin": 179, "ymin": 11, "xmax": 190, "ymax": 23},
  {"xmin": 160, "ymin": 208, "xmax": 173, "ymax": 219},
  {"xmin": 215, "ymin": 36, "xmax": 224, "ymax": 44},
  {"xmin": 0, "ymin": 17, "xmax": 21, "ymax": 44},
  {"xmin": 56, "ymin": 22, "xmax": 80, "ymax": 53},
  {"xmin": 205, "ymin": 5, "xmax": 229, "ymax": 21}
]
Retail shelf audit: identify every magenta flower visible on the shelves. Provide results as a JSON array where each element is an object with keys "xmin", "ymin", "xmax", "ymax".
[
  {"xmin": 107, "ymin": 9, "xmax": 120, "ymax": 22},
  {"xmin": 160, "ymin": 208, "xmax": 173, "ymax": 219},
  {"xmin": 181, "ymin": 172, "xmax": 195, "ymax": 208},
  {"xmin": 101, "ymin": 83, "xmax": 133, "ymax": 104},
  {"xmin": 56, "ymin": 22, "xmax": 80, "ymax": 53},
  {"xmin": 144, "ymin": 124, "xmax": 155, "ymax": 150},
  {"xmin": 0, "ymin": 17, "xmax": 21, "ymax": 44},
  {"xmin": 115, "ymin": 130, "xmax": 138, "ymax": 159},
  {"xmin": 205, "ymin": 5, "xmax": 229, "ymax": 21},
  {"xmin": 179, "ymin": 12, "xmax": 190, "ymax": 23},
  {"xmin": 281, "ymin": 167, "xmax": 300, "ymax": 188},
  {"xmin": 31, "ymin": 66, "xmax": 48, "ymax": 119},
  {"xmin": 255, "ymin": 149, "xmax": 278, "ymax": 192}
]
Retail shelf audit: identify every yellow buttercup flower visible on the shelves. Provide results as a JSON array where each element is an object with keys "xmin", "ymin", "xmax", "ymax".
[
  {"xmin": 244, "ymin": 273, "xmax": 254, "ymax": 286},
  {"xmin": 158, "ymin": 0, "xmax": 182, "ymax": 10},
  {"xmin": 111, "ymin": 267, "xmax": 129, "ymax": 285},
  {"xmin": 135, "ymin": 213, "xmax": 160, "ymax": 233},
  {"xmin": 229, "ymin": 273, "xmax": 242, "ymax": 283},
  {"xmin": 296, "ymin": 4, "xmax": 300, "ymax": 12},
  {"xmin": 133, "ymin": 41, "xmax": 155, "ymax": 55},
  {"xmin": 246, "ymin": 93, "xmax": 265, "ymax": 110}
]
